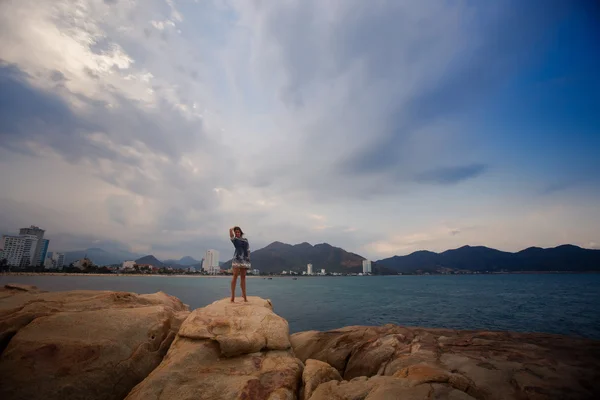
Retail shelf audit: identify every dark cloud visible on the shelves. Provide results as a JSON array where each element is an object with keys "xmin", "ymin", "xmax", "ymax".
[
  {"xmin": 415, "ymin": 164, "xmax": 488, "ymax": 185},
  {"xmin": 105, "ymin": 195, "xmax": 130, "ymax": 226},
  {"xmin": 47, "ymin": 233, "xmax": 135, "ymax": 254},
  {"xmin": 89, "ymin": 37, "xmax": 113, "ymax": 55},
  {"xmin": 157, "ymin": 206, "xmax": 195, "ymax": 231},
  {"xmin": 0, "ymin": 63, "xmax": 96, "ymax": 152},
  {"xmin": 539, "ymin": 178, "xmax": 589, "ymax": 195},
  {"xmin": 337, "ymin": 1, "xmax": 570, "ymax": 176},
  {"xmin": 50, "ymin": 70, "xmax": 67, "ymax": 82},
  {"xmin": 248, "ymin": 0, "xmax": 572, "ymax": 200}
]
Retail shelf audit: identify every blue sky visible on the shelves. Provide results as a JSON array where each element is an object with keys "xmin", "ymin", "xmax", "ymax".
[{"xmin": 0, "ymin": 0, "xmax": 598, "ymax": 260}]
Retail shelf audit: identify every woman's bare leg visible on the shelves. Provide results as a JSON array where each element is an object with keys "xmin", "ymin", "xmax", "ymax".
[
  {"xmin": 231, "ymin": 268, "xmax": 239, "ymax": 302},
  {"xmin": 240, "ymin": 268, "xmax": 247, "ymax": 302}
]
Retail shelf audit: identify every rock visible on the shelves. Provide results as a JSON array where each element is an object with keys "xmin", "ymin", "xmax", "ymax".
[
  {"xmin": 2, "ymin": 283, "xmax": 42, "ymax": 293},
  {"xmin": 292, "ymin": 326, "xmax": 600, "ymax": 400},
  {"xmin": 291, "ymin": 326, "xmax": 388, "ymax": 375},
  {"xmin": 126, "ymin": 296, "xmax": 303, "ymax": 400},
  {"xmin": 0, "ymin": 284, "xmax": 43, "ymax": 300},
  {"xmin": 291, "ymin": 325, "xmax": 444, "ymax": 378},
  {"xmin": 0, "ymin": 288, "xmax": 188, "ymax": 354},
  {"xmin": 178, "ymin": 297, "xmax": 291, "ymax": 357},
  {"xmin": 307, "ymin": 375, "xmax": 431, "ymax": 400},
  {"xmin": 0, "ymin": 287, "xmax": 189, "ymax": 400},
  {"xmin": 301, "ymin": 359, "xmax": 342, "ymax": 400}
]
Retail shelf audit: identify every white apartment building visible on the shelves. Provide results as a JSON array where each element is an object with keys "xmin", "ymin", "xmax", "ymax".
[
  {"xmin": 1, "ymin": 235, "xmax": 25, "ymax": 267},
  {"xmin": 44, "ymin": 257, "xmax": 55, "ymax": 269},
  {"xmin": 307, "ymin": 263, "xmax": 313, "ymax": 275},
  {"xmin": 52, "ymin": 252, "xmax": 65, "ymax": 268},
  {"xmin": 122, "ymin": 260, "xmax": 136, "ymax": 271},
  {"xmin": 19, "ymin": 226, "xmax": 45, "ymax": 266},
  {"xmin": 21, "ymin": 235, "xmax": 39, "ymax": 267},
  {"xmin": 362, "ymin": 260, "xmax": 372, "ymax": 274},
  {"xmin": 202, "ymin": 249, "xmax": 219, "ymax": 274},
  {"xmin": 320, "ymin": 268, "xmax": 326, "ymax": 275},
  {"xmin": 1, "ymin": 234, "xmax": 39, "ymax": 267}
]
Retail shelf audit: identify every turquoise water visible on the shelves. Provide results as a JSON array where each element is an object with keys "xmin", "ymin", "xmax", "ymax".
[{"xmin": 2, "ymin": 274, "xmax": 599, "ymax": 339}]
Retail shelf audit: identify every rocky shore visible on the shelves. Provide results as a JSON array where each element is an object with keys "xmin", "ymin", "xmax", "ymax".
[{"xmin": 0, "ymin": 283, "xmax": 598, "ymax": 400}]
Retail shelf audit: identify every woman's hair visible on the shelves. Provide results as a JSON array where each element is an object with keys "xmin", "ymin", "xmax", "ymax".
[{"xmin": 233, "ymin": 226, "xmax": 244, "ymax": 236}]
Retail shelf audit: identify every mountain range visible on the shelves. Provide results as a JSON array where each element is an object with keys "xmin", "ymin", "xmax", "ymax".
[
  {"xmin": 221, "ymin": 241, "xmax": 387, "ymax": 274},
  {"xmin": 375, "ymin": 244, "xmax": 600, "ymax": 273},
  {"xmin": 64, "ymin": 248, "xmax": 142, "ymax": 266},
  {"xmin": 64, "ymin": 249, "xmax": 201, "ymax": 268},
  {"xmin": 63, "ymin": 243, "xmax": 600, "ymax": 274}
]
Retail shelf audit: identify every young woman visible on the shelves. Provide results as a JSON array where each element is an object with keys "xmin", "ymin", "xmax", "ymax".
[{"xmin": 229, "ymin": 226, "xmax": 250, "ymax": 302}]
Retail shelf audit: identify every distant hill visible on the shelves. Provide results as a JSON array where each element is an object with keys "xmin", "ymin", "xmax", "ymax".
[
  {"xmin": 222, "ymin": 241, "xmax": 384, "ymax": 274},
  {"xmin": 376, "ymin": 244, "xmax": 600, "ymax": 273},
  {"xmin": 135, "ymin": 255, "xmax": 164, "ymax": 268},
  {"xmin": 163, "ymin": 256, "xmax": 200, "ymax": 267},
  {"xmin": 178, "ymin": 256, "xmax": 200, "ymax": 266},
  {"xmin": 64, "ymin": 248, "xmax": 142, "ymax": 266}
]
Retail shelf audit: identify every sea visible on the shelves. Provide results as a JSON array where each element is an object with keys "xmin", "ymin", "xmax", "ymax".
[{"xmin": 2, "ymin": 273, "xmax": 599, "ymax": 340}]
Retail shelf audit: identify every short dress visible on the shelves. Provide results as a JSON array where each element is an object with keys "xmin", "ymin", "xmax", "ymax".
[{"xmin": 231, "ymin": 236, "xmax": 251, "ymax": 269}]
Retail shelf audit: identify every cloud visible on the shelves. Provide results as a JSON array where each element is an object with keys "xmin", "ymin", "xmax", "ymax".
[
  {"xmin": 0, "ymin": 64, "xmax": 94, "ymax": 151},
  {"xmin": 0, "ymin": 0, "xmax": 597, "ymax": 261},
  {"xmin": 225, "ymin": 0, "xmax": 568, "ymax": 201},
  {"xmin": 414, "ymin": 164, "xmax": 488, "ymax": 185}
]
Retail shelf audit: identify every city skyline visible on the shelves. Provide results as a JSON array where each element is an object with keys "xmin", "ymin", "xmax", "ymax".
[
  {"xmin": 0, "ymin": 224, "xmax": 66, "ymax": 268},
  {"xmin": 1, "ymin": 221, "xmax": 599, "ymax": 267},
  {"xmin": 0, "ymin": 1, "xmax": 598, "ymax": 261}
]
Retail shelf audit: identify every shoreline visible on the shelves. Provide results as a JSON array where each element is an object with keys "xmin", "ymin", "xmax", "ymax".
[
  {"xmin": 0, "ymin": 272, "xmax": 263, "ymax": 278},
  {"xmin": 1, "ymin": 271, "xmax": 598, "ymax": 278}
]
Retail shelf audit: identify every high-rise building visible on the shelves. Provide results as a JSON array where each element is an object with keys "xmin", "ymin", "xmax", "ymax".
[
  {"xmin": 52, "ymin": 252, "xmax": 65, "ymax": 268},
  {"xmin": 44, "ymin": 256, "xmax": 55, "ymax": 269},
  {"xmin": 307, "ymin": 263, "xmax": 313, "ymax": 275},
  {"xmin": 20, "ymin": 235, "xmax": 39, "ymax": 267},
  {"xmin": 38, "ymin": 239, "xmax": 49, "ymax": 266},
  {"xmin": 1, "ymin": 235, "xmax": 25, "ymax": 267},
  {"xmin": 1, "ymin": 234, "xmax": 39, "ymax": 267},
  {"xmin": 202, "ymin": 250, "xmax": 219, "ymax": 274},
  {"xmin": 19, "ymin": 226, "xmax": 45, "ymax": 266},
  {"xmin": 362, "ymin": 260, "xmax": 372, "ymax": 274}
]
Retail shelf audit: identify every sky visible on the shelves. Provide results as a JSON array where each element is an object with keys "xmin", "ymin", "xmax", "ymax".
[{"xmin": 0, "ymin": 0, "xmax": 598, "ymax": 261}]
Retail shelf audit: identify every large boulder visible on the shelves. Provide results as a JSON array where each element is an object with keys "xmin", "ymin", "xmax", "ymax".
[
  {"xmin": 126, "ymin": 297, "xmax": 303, "ymax": 400},
  {"xmin": 292, "ymin": 325, "xmax": 600, "ymax": 400},
  {"xmin": 0, "ymin": 284, "xmax": 189, "ymax": 400},
  {"xmin": 0, "ymin": 284, "xmax": 188, "ymax": 353},
  {"xmin": 178, "ymin": 297, "xmax": 291, "ymax": 356},
  {"xmin": 301, "ymin": 359, "xmax": 342, "ymax": 400},
  {"xmin": 307, "ymin": 375, "xmax": 436, "ymax": 400}
]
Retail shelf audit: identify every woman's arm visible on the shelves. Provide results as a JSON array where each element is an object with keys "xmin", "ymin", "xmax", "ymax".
[{"xmin": 229, "ymin": 227, "xmax": 235, "ymax": 239}]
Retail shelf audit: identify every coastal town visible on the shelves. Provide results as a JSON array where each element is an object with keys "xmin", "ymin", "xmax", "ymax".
[
  {"xmin": 0, "ymin": 224, "xmax": 376, "ymax": 277},
  {"xmin": 3, "ymin": 224, "xmax": 596, "ymax": 276}
]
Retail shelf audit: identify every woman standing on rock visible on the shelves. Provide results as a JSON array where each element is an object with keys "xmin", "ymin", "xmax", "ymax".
[{"xmin": 229, "ymin": 226, "xmax": 250, "ymax": 302}]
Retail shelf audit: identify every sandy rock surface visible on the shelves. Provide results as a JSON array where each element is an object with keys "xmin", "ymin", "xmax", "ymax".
[
  {"xmin": 301, "ymin": 359, "xmax": 342, "ymax": 400},
  {"xmin": 0, "ymin": 284, "xmax": 189, "ymax": 400},
  {"xmin": 292, "ymin": 324, "xmax": 600, "ymax": 400},
  {"xmin": 178, "ymin": 296, "xmax": 291, "ymax": 357},
  {"xmin": 2, "ymin": 283, "xmax": 599, "ymax": 400},
  {"xmin": 126, "ymin": 297, "xmax": 303, "ymax": 400}
]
